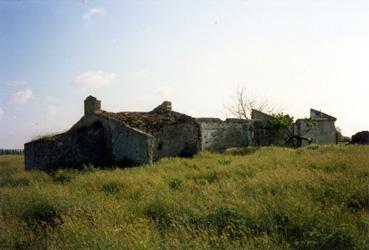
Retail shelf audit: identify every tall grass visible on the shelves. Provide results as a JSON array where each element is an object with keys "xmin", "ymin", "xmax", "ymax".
[{"xmin": 0, "ymin": 145, "xmax": 368, "ymax": 249}]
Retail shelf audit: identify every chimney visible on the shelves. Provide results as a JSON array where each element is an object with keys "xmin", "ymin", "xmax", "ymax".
[
  {"xmin": 152, "ymin": 101, "xmax": 172, "ymax": 113},
  {"xmin": 161, "ymin": 101, "xmax": 172, "ymax": 111},
  {"xmin": 84, "ymin": 96, "xmax": 101, "ymax": 115}
]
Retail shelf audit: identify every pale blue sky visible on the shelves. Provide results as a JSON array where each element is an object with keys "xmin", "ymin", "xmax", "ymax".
[{"xmin": 1, "ymin": 0, "xmax": 369, "ymax": 148}]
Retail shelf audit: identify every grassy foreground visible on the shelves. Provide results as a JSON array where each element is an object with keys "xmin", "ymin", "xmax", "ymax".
[{"xmin": 0, "ymin": 145, "xmax": 368, "ymax": 249}]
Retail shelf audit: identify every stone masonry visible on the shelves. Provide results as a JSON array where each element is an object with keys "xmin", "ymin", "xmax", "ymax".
[{"xmin": 24, "ymin": 96, "xmax": 338, "ymax": 170}]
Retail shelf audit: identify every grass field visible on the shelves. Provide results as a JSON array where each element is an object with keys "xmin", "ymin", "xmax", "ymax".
[{"xmin": 0, "ymin": 145, "xmax": 368, "ymax": 249}]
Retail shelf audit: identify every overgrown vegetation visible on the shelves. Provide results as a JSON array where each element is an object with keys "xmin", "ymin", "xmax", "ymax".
[
  {"xmin": 270, "ymin": 113, "xmax": 294, "ymax": 129},
  {"xmin": 31, "ymin": 132, "xmax": 61, "ymax": 142},
  {"xmin": 0, "ymin": 146, "xmax": 368, "ymax": 249}
]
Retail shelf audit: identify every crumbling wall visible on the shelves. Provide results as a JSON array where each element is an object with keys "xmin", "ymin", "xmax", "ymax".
[
  {"xmin": 24, "ymin": 114, "xmax": 155, "ymax": 170},
  {"xmin": 252, "ymin": 121, "xmax": 293, "ymax": 147},
  {"xmin": 73, "ymin": 114, "xmax": 155, "ymax": 166},
  {"xmin": 310, "ymin": 109, "xmax": 336, "ymax": 121},
  {"xmin": 294, "ymin": 119, "xmax": 337, "ymax": 145},
  {"xmin": 197, "ymin": 117, "xmax": 294, "ymax": 151},
  {"xmin": 153, "ymin": 119, "xmax": 201, "ymax": 160},
  {"xmin": 109, "ymin": 120, "xmax": 154, "ymax": 166},
  {"xmin": 197, "ymin": 118, "xmax": 254, "ymax": 151},
  {"xmin": 25, "ymin": 117, "xmax": 112, "ymax": 170}
]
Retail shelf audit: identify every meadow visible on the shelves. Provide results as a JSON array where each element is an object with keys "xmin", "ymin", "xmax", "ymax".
[{"xmin": 0, "ymin": 145, "xmax": 368, "ymax": 249}]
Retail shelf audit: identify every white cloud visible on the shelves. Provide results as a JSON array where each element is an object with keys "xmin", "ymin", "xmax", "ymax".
[
  {"xmin": 74, "ymin": 70, "xmax": 115, "ymax": 90},
  {"xmin": 0, "ymin": 108, "xmax": 4, "ymax": 121},
  {"xmin": 83, "ymin": 7, "xmax": 106, "ymax": 20},
  {"xmin": 13, "ymin": 89, "xmax": 33, "ymax": 105}
]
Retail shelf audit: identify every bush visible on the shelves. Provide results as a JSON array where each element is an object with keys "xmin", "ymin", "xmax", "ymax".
[
  {"xmin": 21, "ymin": 200, "xmax": 63, "ymax": 230},
  {"xmin": 50, "ymin": 170, "xmax": 77, "ymax": 184},
  {"xmin": 295, "ymin": 224, "xmax": 362, "ymax": 250},
  {"xmin": 0, "ymin": 176, "xmax": 29, "ymax": 187},
  {"xmin": 99, "ymin": 180, "xmax": 125, "ymax": 194},
  {"xmin": 269, "ymin": 113, "xmax": 294, "ymax": 129},
  {"xmin": 305, "ymin": 144, "xmax": 319, "ymax": 150},
  {"xmin": 217, "ymin": 158, "xmax": 232, "ymax": 165},
  {"xmin": 346, "ymin": 191, "xmax": 369, "ymax": 211},
  {"xmin": 194, "ymin": 207, "xmax": 257, "ymax": 239},
  {"xmin": 168, "ymin": 177, "xmax": 183, "ymax": 189},
  {"xmin": 143, "ymin": 201, "xmax": 171, "ymax": 230},
  {"xmin": 224, "ymin": 147, "xmax": 258, "ymax": 156},
  {"xmin": 193, "ymin": 171, "xmax": 219, "ymax": 184}
]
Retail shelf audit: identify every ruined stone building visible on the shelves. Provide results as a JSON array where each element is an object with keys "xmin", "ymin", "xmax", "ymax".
[
  {"xmin": 25, "ymin": 96, "xmax": 200, "ymax": 170},
  {"xmin": 25, "ymin": 96, "xmax": 338, "ymax": 170}
]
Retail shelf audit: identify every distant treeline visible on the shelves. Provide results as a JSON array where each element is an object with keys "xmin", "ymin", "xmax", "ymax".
[{"xmin": 0, "ymin": 149, "xmax": 24, "ymax": 155}]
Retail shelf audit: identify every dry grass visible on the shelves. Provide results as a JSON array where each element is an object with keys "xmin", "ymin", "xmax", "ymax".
[{"xmin": 0, "ymin": 145, "xmax": 368, "ymax": 249}]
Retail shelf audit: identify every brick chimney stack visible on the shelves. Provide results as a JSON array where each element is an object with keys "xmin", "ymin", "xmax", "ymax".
[{"xmin": 84, "ymin": 96, "xmax": 101, "ymax": 115}]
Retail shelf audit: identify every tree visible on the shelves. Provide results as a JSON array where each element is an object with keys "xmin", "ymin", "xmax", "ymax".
[{"xmin": 224, "ymin": 85, "xmax": 272, "ymax": 119}]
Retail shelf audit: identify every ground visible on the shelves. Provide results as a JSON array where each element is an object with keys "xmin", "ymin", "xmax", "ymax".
[{"xmin": 0, "ymin": 145, "xmax": 368, "ymax": 249}]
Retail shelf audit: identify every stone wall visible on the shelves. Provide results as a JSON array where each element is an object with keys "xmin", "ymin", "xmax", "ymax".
[
  {"xmin": 25, "ymin": 114, "xmax": 154, "ymax": 169},
  {"xmin": 109, "ymin": 119, "xmax": 154, "ymax": 166},
  {"xmin": 197, "ymin": 118, "xmax": 294, "ymax": 151},
  {"xmin": 252, "ymin": 121, "xmax": 293, "ymax": 147},
  {"xmin": 72, "ymin": 114, "xmax": 155, "ymax": 166},
  {"xmin": 25, "ymin": 96, "xmax": 339, "ymax": 170},
  {"xmin": 25, "ymin": 117, "xmax": 112, "ymax": 170},
  {"xmin": 197, "ymin": 118, "xmax": 255, "ymax": 151},
  {"xmin": 153, "ymin": 120, "xmax": 201, "ymax": 160},
  {"xmin": 294, "ymin": 119, "xmax": 337, "ymax": 146},
  {"xmin": 310, "ymin": 109, "xmax": 336, "ymax": 121}
]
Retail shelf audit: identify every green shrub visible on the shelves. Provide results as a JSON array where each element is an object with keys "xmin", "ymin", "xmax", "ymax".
[
  {"xmin": 217, "ymin": 158, "xmax": 232, "ymax": 165},
  {"xmin": 143, "ymin": 201, "xmax": 171, "ymax": 230},
  {"xmin": 224, "ymin": 147, "xmax": 258, "ymax": 156},
  {"xmin": 0, "ymin": 176, "xmax": 29, "ymax": 187},
  {"xmin": 21, "ymin": 200, "xmax": 63, "ymax": 230},
  {"xmin": 50, "ymin": 170, "xmax": 77, "ymax": 184},
  {"xmin": 346, "ymin": 191, "xmax": 369, "ymax": 211},
  {"xmin": 193, "ymin": 171, "xmax": 218, "ymax": 184},
  {"xmin": 295, "ymin": 224, "xmax": 362, "ymax": 250},
  {"xmin": 194, "ymin": 207, "xmax": 257, "ymax": 239},
  {"xmin": 168, "ymin": 177, "xmax": 183, "ymax": 189},
  {"xmin": 99, "ymin": 180, "xmax": 125, "ymax": 194},
  {"xmin": 305, "ymin": 144, "xmax": 319, "ymax": 150},
  {"xmin": 269, "ymin": 113, "xmax": 294, "ymax": 129}
]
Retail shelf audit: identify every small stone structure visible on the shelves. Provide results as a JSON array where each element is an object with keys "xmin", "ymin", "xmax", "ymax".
[
  {"xmin": 197, "ymin": 109, "xmax": 337, "ymax": 151},
  {"xmin": 25, "ymin": 96, "xmax": 200, "ymax": 170},
  {"xmin": 350, "ymin": 131, "xmax": 369, "ymax": 144},
  {"xmin": 24, "ymin": 96, "xmax": 338, "ymax": 170}
]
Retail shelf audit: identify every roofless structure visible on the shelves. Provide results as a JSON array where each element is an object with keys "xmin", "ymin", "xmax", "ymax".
[{"xmin": 25, "ymin": 96, "xmax": 338, "ymax": 170}]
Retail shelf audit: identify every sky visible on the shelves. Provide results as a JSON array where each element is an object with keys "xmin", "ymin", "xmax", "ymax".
[{"xmin": 1, "ymin": 0, "xmax": 369, "ymax": 148}]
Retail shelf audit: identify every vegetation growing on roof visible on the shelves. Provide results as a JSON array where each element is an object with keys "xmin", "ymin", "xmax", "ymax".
[
  {"xmin": 269, "ymin": 113, "xmax": 294, "ymax": 129},
  {"xmin": 30, "ymin": 132, "xmax": 61, "ymax": 142}
]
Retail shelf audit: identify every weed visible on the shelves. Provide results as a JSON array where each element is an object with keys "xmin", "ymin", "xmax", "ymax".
[
  {"xmin": 0, "ymin": 175, "xmax": 29, "ymax": 187},
  {"xmin": 217, "ymin": 158, "xmax": 232, "ymax": 165},
  {"xmin": 168, "ymin": 177, "xmax": 183, "ymax": 189},
  {"xmin": 193, "ymin": 171, "xmax": 218, "ymax": 184},
  {"xmin": 346, "ymin": 191, "xmax": 369, "ymax": 211},
  {"xmin": 143, "ymin": 201, "xmax": 171, "ymax": 230},
  {"xmin": 21, "ymin": 200, "xmax": 63, "ymax": 230},
  {"xmin": 99, "ymin": 180, "xmax": 125, "ymax": 194},
  {"xmin": 50, "ymin": 170, "xmax": 76, "ymax": 184},
  {"xmin": 193, "ymin": 207, "xmax": 257, "ymax": 239},
  {"xmin": 224, "ymin": 147, "xmax": 258, "ymax": 156},
  {"xmin": 306, "ymin": 144, "xmax": 319, "ymax": 150}
]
